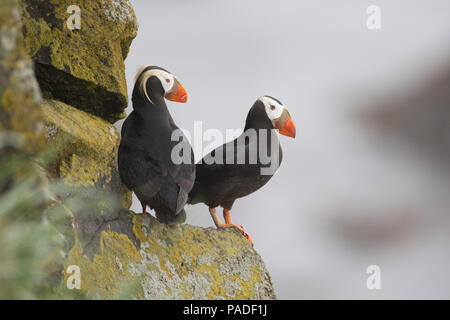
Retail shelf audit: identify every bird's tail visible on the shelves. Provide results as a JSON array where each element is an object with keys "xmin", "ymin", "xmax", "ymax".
[
  {"xmin": 174, "ymin": 209, "xmax": 187, "ymax": 224},
  {"xmin": 187, "ymin": 182, "xmax": 202, "ymax": 205}
]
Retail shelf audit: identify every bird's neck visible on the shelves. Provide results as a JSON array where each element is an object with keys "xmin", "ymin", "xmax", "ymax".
[
  {"xmin": 243, "ymin": 109, "xmax": 280, "ymax": 154},
  {"xmin": 244, "ymin": 110, "xmax": 274, "ymax": 132},
  {"xmin": 133, "ymin": 95, "xmax": 175, "ymax": 126},
  {"xmin": 244, "ymin": 119, "xmax": 273, "ymax": 132}
]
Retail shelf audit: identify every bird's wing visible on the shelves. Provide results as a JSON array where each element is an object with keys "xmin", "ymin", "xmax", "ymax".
[
  {"xmin": 166, "ymin": 130, "xmax": 196, "ymax": 213},
  {"xmin": 192, "ymin": 139, "xmax": 267, "ymax": 202},
  {"xmin": 118, "ymin": 113, "xmax": 168, "ymax": 202}
]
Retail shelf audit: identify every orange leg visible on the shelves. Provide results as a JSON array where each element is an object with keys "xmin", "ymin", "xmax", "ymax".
[
  {"xmin": 209, "ymin": 207, "xmax": 223, "ymax": 228},
  {"xmin": 222, "ymin": 209, "xmax": 244, "ymax": 230},
  {"xmin": 208, "ymin": 208, "xmax": 253, "ymax": 245},
  {"xmin": 223, "ymin": 209, "xmax": 233, "ymax": 225}
]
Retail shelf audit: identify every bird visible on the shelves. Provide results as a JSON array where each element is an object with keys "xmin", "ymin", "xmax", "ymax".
[
  {"xmin": 118, "ymin": 65, "xmax": 195, "ymax": 226},
  {"xmin": 188, "ymin": 96, "xmax": 296, "ymax": 244}
]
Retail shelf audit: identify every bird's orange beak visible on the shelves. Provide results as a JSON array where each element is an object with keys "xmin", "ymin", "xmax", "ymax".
[
  {"xmin": 275, "ymin": 108, "xmax": 296, "ymax": 138},
  {"xmin": 165, "ymin": 77, "xmax": 188, "ymax": 103}
]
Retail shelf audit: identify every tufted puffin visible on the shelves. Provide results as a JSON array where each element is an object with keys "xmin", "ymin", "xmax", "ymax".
[
  {"xmin": 189, "ymin": 96, "xmax": 296, "ymax": 244},
  {"xmin": 118, "ymin": 65, "xmax": 195, "ymax": 225}
]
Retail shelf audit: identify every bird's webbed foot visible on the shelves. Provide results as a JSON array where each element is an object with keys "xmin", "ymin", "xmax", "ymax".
[{"xmin": 208, "ymin": 207, "xmax": 253, "ymax": 245}]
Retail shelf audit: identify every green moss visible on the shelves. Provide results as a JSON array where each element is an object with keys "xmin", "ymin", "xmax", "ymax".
[
  {"xmin": 2, "ymin": 1, "xmax": 275, "ymax": 300},
  {"xmin": 41, "ymin": 99, "xmax": 119, "ymax": 186},
  {"xmin": 40, "ymin": 99, "xmax": 133, "ymax": 260},
  {"xmin": 0, "ymin": 0, "xmax": 44, "ymax": 153},
  {"xmin": 19, "ymin": 0, "xmax": 138, "ymax": 123},
  {"xmin": 65, "ymin": 213, "xmax": 276, "ymax": 300}
]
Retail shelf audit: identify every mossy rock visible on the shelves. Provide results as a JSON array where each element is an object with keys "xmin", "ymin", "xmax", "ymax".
[
  {"xmin": 19, "ymin": 0, "xmax": 138, "ymax": 123},
  {"xmin": 41, "ymin": 99, "xmax": 134, "ymax": 257},
  {"xmin": 64, "ymin": 213, "xmax": 276, "ymax": 300},
  {"xmin": 0, "ymin": 0, "xmax": 44, "ymax": 153},
  {"xmin": 42, "ymin": 99, "xmax": 276, "ymax": 300},
  {"xmin": 3, "ymin": 0, "xmax": 277, "ymax": 300}
]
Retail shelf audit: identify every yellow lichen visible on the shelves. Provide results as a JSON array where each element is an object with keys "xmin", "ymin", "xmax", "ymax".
[
  {"xmin": 19, "ymin": 0, "xmax": 138, "ymax": 122},
  {"xmin": 0, "ymin": 0, "xmax": 45, "ymax": 153},
  {"xmin": 41, "ymin": 99, "xmax": 118, "ymax": 187},
  {"xmin": 64, "ymin": 212, "xmax": 275, "ymax": 300},
  {"xmin": 3, "ymin": 0, "xmax": 274, "ymax": 301}
]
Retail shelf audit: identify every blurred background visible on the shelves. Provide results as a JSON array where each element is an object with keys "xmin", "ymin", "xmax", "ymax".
[{"xmin": 116, "ymin": 0, "xmax": 450, "ymax": 299}]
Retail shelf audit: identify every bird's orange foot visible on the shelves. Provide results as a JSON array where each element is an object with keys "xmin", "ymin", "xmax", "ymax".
[
  {"xmin": 241, "ymin": 229, "xmax": 253, "ymax": 246},
  {"xmin": 220, "ymin": 224, "xmax": 253, "ymax": 245}
]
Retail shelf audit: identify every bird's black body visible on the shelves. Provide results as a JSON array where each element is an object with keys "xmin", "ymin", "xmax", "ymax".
[
  {"xmin": 118, "ymin": 66, "xmax": 195, "ymax": 224},
  {"xmin": 189, "ymin": 100, "xmax": 282, "ymax": 210}
]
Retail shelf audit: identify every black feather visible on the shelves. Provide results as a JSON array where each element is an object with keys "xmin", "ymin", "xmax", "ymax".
[
  {"xmin": 118, "ymin": 67, "xmax": 195, "ymax": 224},
  {"xmin": 189, "ymin": 100, "xmax": 282, "ymax": 210}
]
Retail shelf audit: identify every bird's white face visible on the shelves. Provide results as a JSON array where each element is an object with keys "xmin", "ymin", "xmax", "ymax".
[
  {"xmin": 259, "ymin": 96, "xmax": 284, "ymax": 120},
  {"xmin": 156, "ymin": 72, "xmax": 175, "ymax": 93},
  {"xmin": 258, "ymin": 96, "xmax": 296, "ymax": 138},
  {"xmin": 135, "ymin": 65, "xmax": 188, "ymax": 103}
]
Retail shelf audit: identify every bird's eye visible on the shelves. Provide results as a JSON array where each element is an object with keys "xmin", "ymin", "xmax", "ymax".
[
  {"xmin": 270, "ymin": 105, "xmax": 276, "ymax": 111},
  {"xmin": 166, "ymin": 78, "xmax": 171, "ymax": 83}
]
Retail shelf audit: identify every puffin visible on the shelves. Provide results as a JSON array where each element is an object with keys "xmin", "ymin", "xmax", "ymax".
[
  {"xmin": 118, "ymin": 65, "xmax": 195, "ymax": 225},
  {"xmin": 188, "ymin": 96, "xmax": 296, "ymax": 244}
]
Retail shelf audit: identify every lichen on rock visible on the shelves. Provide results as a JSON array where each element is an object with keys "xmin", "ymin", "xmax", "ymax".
[
  {"xmin": 40, "ymin": 98, "xmax": 276, "ymax": 299},
  {"xmin": 65, "ymin": 213, "xmax": 276, "ymax": 300},
  {"xmin": 40, "ymin": 99, "xmax": 135, "ymax": 258},
  {"xmin": 0, "ymin": 0, "xmax": 44, "ymax": 153},
  {"xmin": 1, "ymin": 0, "xmax": 277, "ymax": 300},
  {"xmin": 19, "ymin": 0, "xmax": 138, "ymax": 123}
]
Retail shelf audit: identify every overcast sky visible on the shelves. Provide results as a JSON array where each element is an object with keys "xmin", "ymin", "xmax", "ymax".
[{"xmin": 119, "ymin": 0, "xmax": 450, "ymax": 299}]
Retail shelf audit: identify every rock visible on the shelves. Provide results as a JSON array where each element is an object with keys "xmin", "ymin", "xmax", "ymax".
[
  {"xmin": 66, "ymin": 213, "xmax": 276, "ymax": 300},
  {"xmin": 0, "ymin": 0, "xmax": 44, "ymax": 153},
  {"xmin": 0, "ymin": 1, "xmax": 65, "ymax": 299},
  {"xmin": 19, "ymin": 0, "xmax": 138, "ymax": 123},
  {"xmin": 41, "ymin": 99, "xmax": 134, "ymax": 258},
  {"xmin": 0, "ymin": 0, "xmax": 49, "ymax": 210},
  {"xmin": 42, "ymin": 99, "xmax": 276, "ymax": 299},
  {"xmin": 1, "ymin": 0, "xmax": 277, "ymax": 300}
]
